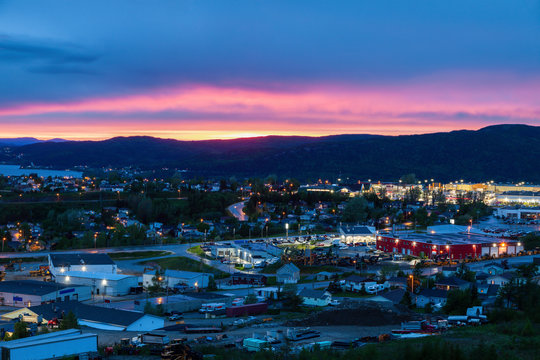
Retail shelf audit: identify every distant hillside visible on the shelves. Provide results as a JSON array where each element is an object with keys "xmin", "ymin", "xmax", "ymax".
[
  {"xmin": 0, "ymin": 137, "xmax": 67, "ymax": 147},
  {"xmin": 2, "ymin": 125, "xmax": 539, "ymax": 181}
]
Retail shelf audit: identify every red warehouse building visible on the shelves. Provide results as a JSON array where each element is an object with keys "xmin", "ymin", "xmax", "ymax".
[{"xmin": 376, "ymin": 233, "xmax": 523, "ymax": 260}]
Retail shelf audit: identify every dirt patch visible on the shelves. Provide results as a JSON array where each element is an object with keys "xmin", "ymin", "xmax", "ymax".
[{"xmin": 287, "ymin": 302, "xmax": 415, "ymax": 327}]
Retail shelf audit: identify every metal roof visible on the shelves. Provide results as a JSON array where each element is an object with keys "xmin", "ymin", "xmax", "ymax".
[
  {"xmin": 0, "ymin": 280, "xmax": 86, "ymax": 296},
  {"xmin": 28, "ymin": 301, "xmax": 149, "ymax": 327}
]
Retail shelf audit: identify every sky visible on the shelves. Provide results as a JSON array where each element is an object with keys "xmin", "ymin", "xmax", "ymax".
[{"xmin": 0, "ymin": 0, "xmax": 539, "ymax": 140}]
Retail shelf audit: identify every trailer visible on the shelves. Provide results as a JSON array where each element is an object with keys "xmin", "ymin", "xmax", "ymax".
[
  {"xmin": 0, "ymin": 329, "xmax": 97, "ymax": 360},
  {"xmin": 226, "ymin": 303, "xmax": 268, "ymax": 317},
  {"xmin": 140, "ymin": 332, "xmax": 170, "ymax": 346}
]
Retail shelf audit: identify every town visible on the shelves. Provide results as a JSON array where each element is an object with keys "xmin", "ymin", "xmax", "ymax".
[{"xmin": 0, "ymin": 167, "xmax": 538, "ymax": 359}]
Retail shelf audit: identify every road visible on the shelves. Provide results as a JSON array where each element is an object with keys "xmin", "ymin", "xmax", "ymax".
[{"xmin": 227, "ymin": 201, "xmax": 248, "ymax": 221}]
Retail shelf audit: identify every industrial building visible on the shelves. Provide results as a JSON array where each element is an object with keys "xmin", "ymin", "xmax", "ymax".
[
  {"xmin": 142, "ymin": 269, "xmax": 212, "ymax": 289},
  {"xmin": 48, "ymin": 253, "xmax": 117, "ymax": 276},
  {"xmin": 0, "ymin": 280, "xmax": 91, "ymax": 307},
  {"xmin": 376, "ymin": 233, "xmax": 523, "ymax": 259},
  {"xmin": 55, "ymin": 271, "xmax": 139, "ymax": 296},
  {"xmin": 0, "ymin": 329, "xmax": 97, "ymax": 360},
  {"xmin": 494, "ymin": 206, "xmax": 540, "ymax": 220},
  {"xmin": 3, "ymin": 301, "xmax": 164, "ymax": 331}
]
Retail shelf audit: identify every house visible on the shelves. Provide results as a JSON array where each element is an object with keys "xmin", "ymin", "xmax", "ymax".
[
  {"xmin": 3, "ymin": 301, "xmax": 164, "ymax": 331},
  {"xmin": 316, "ymin": 271, "xmax": 338, "ymax": 281},
  {"xmin": 486, "ymin": 272, "xmax": 523, "ymax": 286},
  {"xmin": 415, "ymin": 289, "xmax": 448, "ymax": 308},
  {"xmin": 231, "ymin": 273, "xmax": 267, "ymax": 286},
  {"xmin": 255, "ymin": 287, "xmax": 280, "ymax": 300},
  {"xmin": 434, "ymin": 276, "xmax": 470, "ymax": 291},
  {"xmin": 48, "ymin": 253, "xmax": 117, "ymax": 276},
  {"xmin": 0, "ymin": 280, "xmax": 91, "ymax": 307},
  {"xmin": 441, "ymin": 266, "xmax": 458, "ymax": 277},
  {"xmin": 276, "ymin": 263, "xmax": 300, "ymax": 284},
  {"xmin": 370, "ymin": 289, "xmax": 406, "ymax": 305},
  {"xmin": 298, "ymin": 289, "xmax": 332, "ymax": 306},
  {"xmin": 483, "ymin": 263, "xmax": 505, "ymax": 276},
  {"xmin": 343, "ymin": 275, "xmax": 377, "ymax": 292}
]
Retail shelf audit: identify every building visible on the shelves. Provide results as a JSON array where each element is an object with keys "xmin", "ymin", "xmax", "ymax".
[
  {"xmin": 0, "ymin": 329, "xmax": 97, "ymax": 360},
  {"xmin": 376, "ymin": 233, "xmax": 523, "ymax": 259},
  {"xmin": 495, "ymin": 192, "xmax": 540, "ymax": 205},
  {"xmin": 482, "ymin": 263, "xmax": 506, "ymax": 276},
  {"xmin": 343, "ymin": 275, "xmax": 377, "ymax": 292},
  {"xmin": 142, "ymin": 270, "xmax": 212, "ymax": 289},
  {"xmin": 231, "ymin": 273, "xmax": 267, "ymax": 286},
  {"xmin": 339, "ymin": 225, "xmax": 376, "ymax": 244},
  {"xmin": 48, "ymin": 253, "xmax": 117, "ymax": 276},
  {"xmin": 435, "ymin": 276, "xmax": 471, "ymax": 291},
  {"xmin": 370, "ymin": 289, "xmax": 406, "ymax": 304},
  {"xmin": 3, "ymin": 301, "xmax": 164, "ymax": 331},
  {"xmin": 494, "ymin": 206, "xmax": 540, "ymax": 220},
  {"xmin": 276, "ymin": 263, "xmax": 300, "ymax": 284},
  {"xmin": 55, "ymin": 271, "xmax": 139, "ymax": 296},
  {"xmin": 0, "ymin": 280, "xmax": 91, "ymax": 307},
  {"xmin": 415, "ymin": 289, "xmax": 448, "ymax": 308},
  {"xmin": 486, "ymin": 272, "xmax": 522, "ymax": 286},
  {"xmin": 298, "ymin": 289, "xmax": 332, "ymax": 306},
  {"xmin": 211, "ymin": 241, "xmax": 283, "ymax": 267}
]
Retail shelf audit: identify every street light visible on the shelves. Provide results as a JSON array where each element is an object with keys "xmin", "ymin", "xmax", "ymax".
[
  {"xmin": 409, "ymin": 274, "xmax": 414, "ymax": 293},
  {"xmin": 285, "ymin": 223, "xmax": 289, "ymax": 243}
]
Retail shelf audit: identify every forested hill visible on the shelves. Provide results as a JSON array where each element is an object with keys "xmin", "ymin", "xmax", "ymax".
[{"xmin": 2, "ymin": 124, "xmax": 539, "ymax": 182}]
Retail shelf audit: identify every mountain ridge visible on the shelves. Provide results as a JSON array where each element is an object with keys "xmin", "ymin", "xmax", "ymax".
[{"xmin": 1, "ymin": 124, "xmax": 539, "ymax": 182}]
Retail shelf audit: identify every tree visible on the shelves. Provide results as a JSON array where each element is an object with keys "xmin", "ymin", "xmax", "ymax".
[
  {"xmin": 400, "ymin": 174, "xmax": 418, "ymax": 185},
  {"xmin": 244, "ymin": 294, "xmax": 257, "ymax": 304},
  {"xmin": 148, "ymin": 269, "xmax": 165, "ymax": 294},
  {"xmin": 341, "ymin": 197, "xmax": 368, "ymax": 223},
  {"xmin": 59, "ymin": 311, "xmax": 79, "ymax": 330},
  {"xmin": 207, "ymin": 276, "xmax": 217, "ymax": 291},
  {"xmin": 424, "ymin": 302, "xmax": 433, "ymax": 314},
  {"xmin": 456, "ymin": 263, "xmax": 476, "ymax": 282},
  {"xmin": 11, "ymin": 321, "xmax": 28, "ymax": 340},
  {"xmin": 400, "ymin": 291, "xmax": 413, "ymax": 309}
]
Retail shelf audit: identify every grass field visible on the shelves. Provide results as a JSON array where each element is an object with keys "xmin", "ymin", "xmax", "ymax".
[
  {"xmin": 109, "ymin": 250, "xmax": 172, "ymax": 260},
  {"xmin": 140, "ymin": 256, "xmax": 229, "ymax": 279}
]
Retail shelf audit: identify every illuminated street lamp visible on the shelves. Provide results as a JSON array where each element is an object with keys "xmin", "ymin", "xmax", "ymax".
[{"xmin": 285, "ymin": 223, "xmax": 289, "ymax": 243}]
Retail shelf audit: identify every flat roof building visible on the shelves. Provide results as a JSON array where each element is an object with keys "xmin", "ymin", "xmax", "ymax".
[
  {"xmin": 376, "ymin": 232, "xmax": 523, "ymax": 259},
  {"xmin": 48, "ymin": 253, "xmax": 117, "ymax": 276},
  {"xmin": 0, "ymin": 280, "xmax": 91, "ymax": 307}
]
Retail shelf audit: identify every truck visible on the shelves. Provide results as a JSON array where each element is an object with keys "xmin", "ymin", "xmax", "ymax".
[
  {"xmin": 199, "ymin": 303, "xmax": 226, "ymax": 313},
  {"xmin": 226, "ymin": 302, "xmax": 268, "ymax": 317}
]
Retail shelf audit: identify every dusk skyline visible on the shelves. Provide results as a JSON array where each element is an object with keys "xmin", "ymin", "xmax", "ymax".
[{"xmin": 1, "ymin": 1, "xmax": 539, "ymax": 140}]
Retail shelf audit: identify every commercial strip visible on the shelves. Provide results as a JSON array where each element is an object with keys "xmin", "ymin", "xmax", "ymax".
[{"xmin": 376, "ymin": 233, "xmax": 524, "ymax": 259}]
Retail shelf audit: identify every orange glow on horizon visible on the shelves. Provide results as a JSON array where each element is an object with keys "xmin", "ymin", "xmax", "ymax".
[{"xmin": 1, "ymin": 75, "xmax": 538, "ymax": 141}]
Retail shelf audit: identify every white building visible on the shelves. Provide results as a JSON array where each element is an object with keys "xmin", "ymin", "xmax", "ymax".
[
  {"xmin": 339, "ymin": 225, "xmax": 376, "ymax": 244},
  {"xmin": 55, "ymin": 271, "xmax": 139, "ymax": 296},
  {"xmin": 298, "ymin": 289, "xmax": 332, "ymax": 306},
  {"xmin": 48, "ymin": 253, "xmax": 117, "ymax": 277},
  {"xmin": 142, "ymin": 269, "xmax": 212, "ymax": 289}
]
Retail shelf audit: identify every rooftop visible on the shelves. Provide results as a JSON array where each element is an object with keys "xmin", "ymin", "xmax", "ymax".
[
  {"xmin": 28, "ymin": 300, "xmax": 148, "ymax": 327},
  {"xmin": 0, "ymin": 280, "xmax": 85, "ymax": 296},
  {"xmin": 382, "ymin": 232, "xmax": 514, "ymax": 246},
  {"xmin": 58, "ymin": 271, "xmax": 135, "ymax": 281}
]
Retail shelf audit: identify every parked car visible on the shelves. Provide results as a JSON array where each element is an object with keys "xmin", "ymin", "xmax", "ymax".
[{"xmin": 169, "ymin": 314, "xmax": 183, "ymax": 321}]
